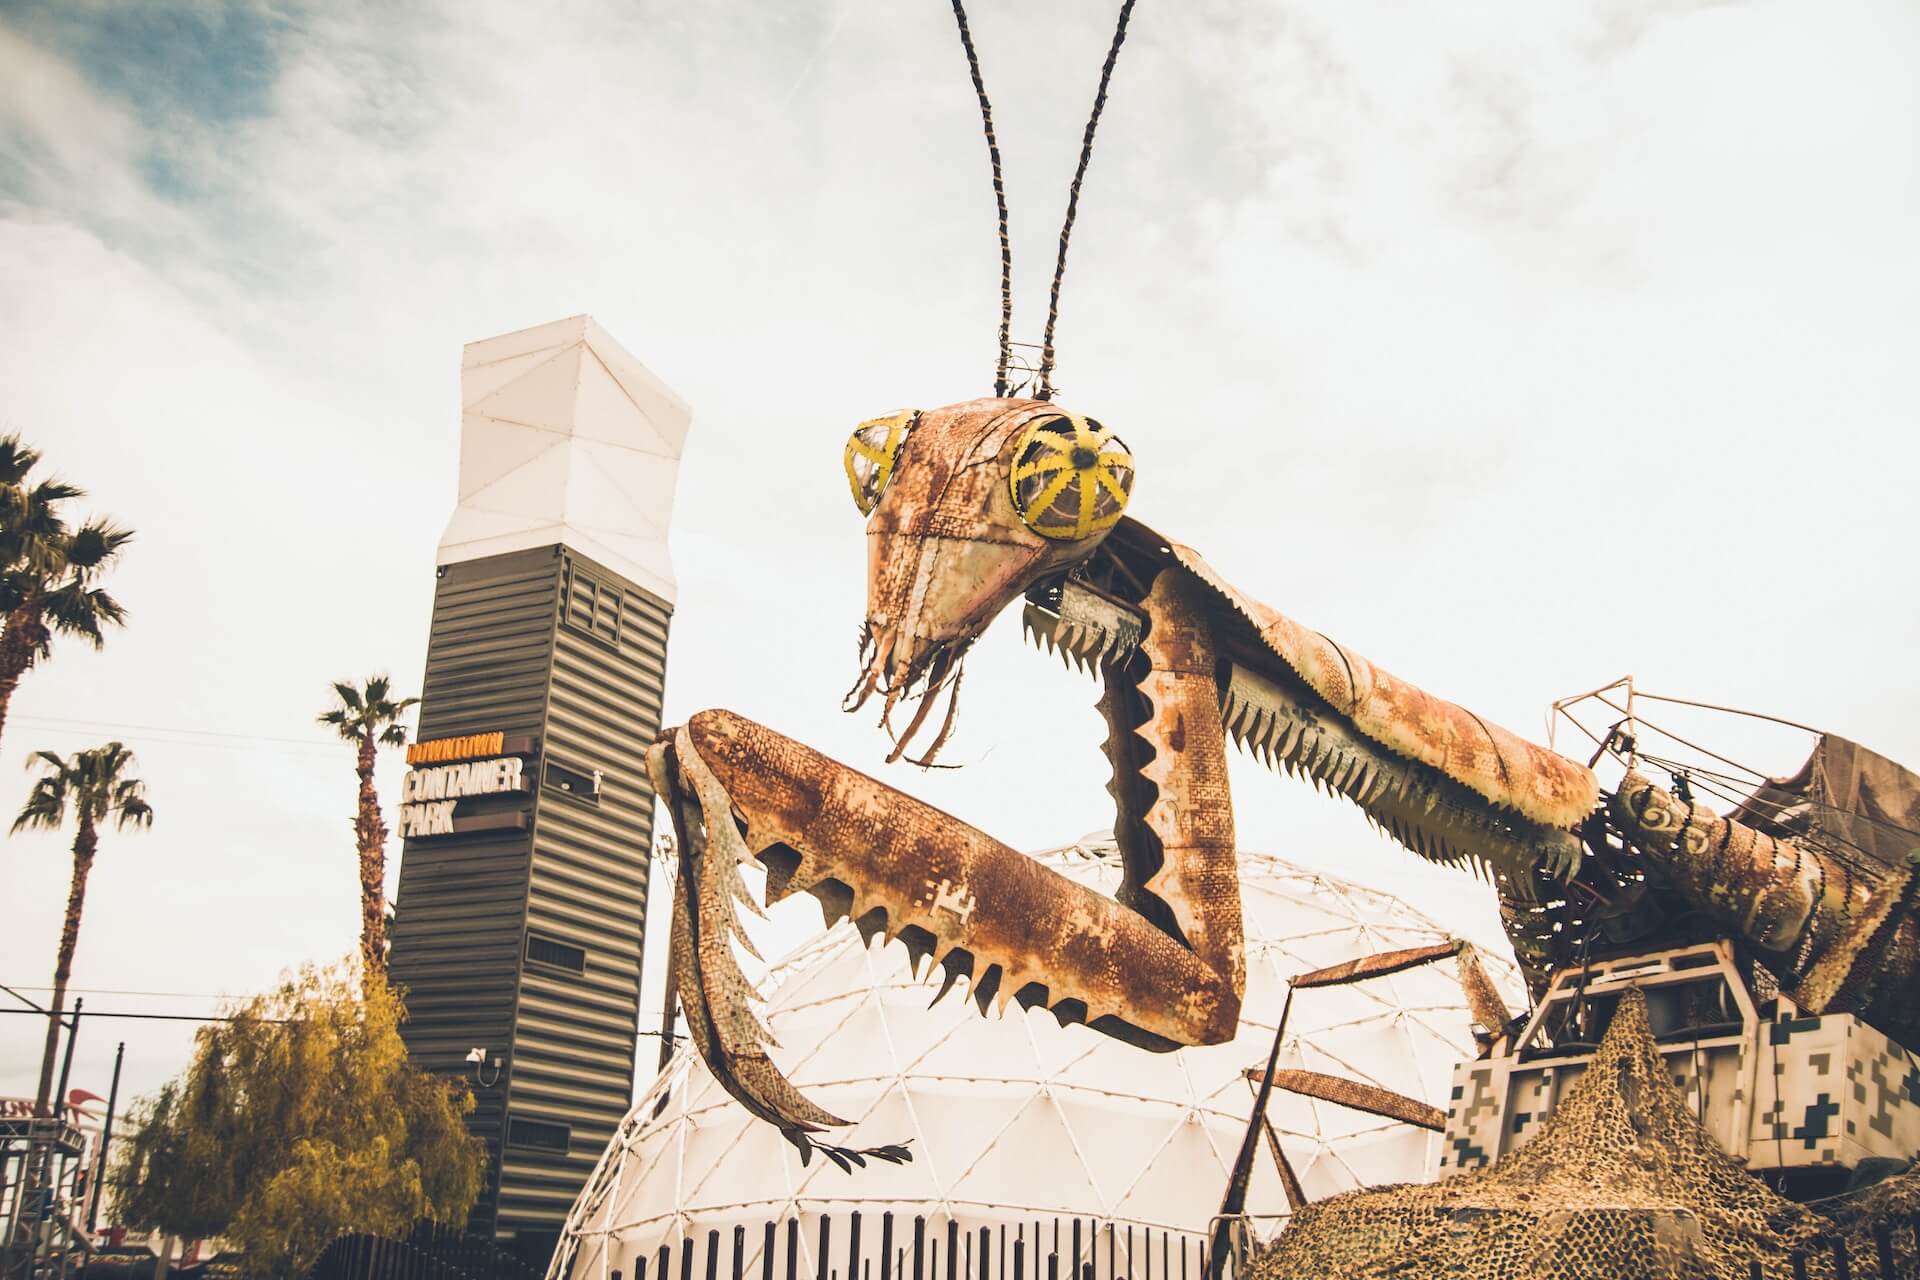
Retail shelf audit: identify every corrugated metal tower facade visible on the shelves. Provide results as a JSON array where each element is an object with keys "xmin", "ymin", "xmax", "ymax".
[{"xmin": 390, "ymin": 316, "xmax": 689, "ymax": 1263}]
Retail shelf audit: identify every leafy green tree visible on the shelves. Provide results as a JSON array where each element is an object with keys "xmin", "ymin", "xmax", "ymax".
[
  {"xmin": 0, "ymin": 433, "xmax": 132, "ymax": 749},
  {"xmin": 318, "ymin": 676, "xmax": 419, "ymax": 985},
  {"xmin": 13, "ymin": 742, "xmax": 153, "ymax": 1115},
  {"xmin": 111, "ymin": 963, "xmax": 484, "ymax": 1277}
]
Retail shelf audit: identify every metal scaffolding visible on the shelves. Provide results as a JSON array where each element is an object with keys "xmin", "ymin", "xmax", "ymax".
[{"xmin": 0, "ymin": 1112, "xmax": 90, "ymax": 1280}]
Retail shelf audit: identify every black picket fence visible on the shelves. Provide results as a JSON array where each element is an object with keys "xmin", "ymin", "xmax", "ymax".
[
  {"xmin": 605, "ymin": 1214, "xmax": 1215, "ymax": 1280},
  {"xmin": 309, "ymin": 1222, "xmax": 542, "ymax": 1280}
]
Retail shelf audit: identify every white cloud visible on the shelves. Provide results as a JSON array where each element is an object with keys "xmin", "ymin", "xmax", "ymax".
[{"xmin": 0, "ymin": 0, "xmax": 1915, "ymax": 1114}]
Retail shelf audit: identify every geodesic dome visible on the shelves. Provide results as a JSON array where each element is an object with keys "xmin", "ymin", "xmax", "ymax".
[{"xmin": 554, "ymin": 834, "xmax": 1518, "ymax": 1280}]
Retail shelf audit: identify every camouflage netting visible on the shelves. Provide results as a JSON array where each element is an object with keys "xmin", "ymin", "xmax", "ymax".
[
  {"xmin": 1250, "ymin": 989, "xmax": 1918, "ymax": 1279},
  {"xmin": 1823, "ymin": 1166, "xmax": 1920, "ymax": 1277}
]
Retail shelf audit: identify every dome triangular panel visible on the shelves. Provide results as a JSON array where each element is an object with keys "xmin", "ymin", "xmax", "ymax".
[
  {"xmin": 683, "ymin": 1114, "xmax": 801, "ymax": 1212},
  {"xmin": 1052, "ymin": 1092, "xmax": 1182, "ymax": 1210},
  {"xmin": 947, "ymin": 1093, "xmax": 1104, "ymax": 1217},
  {"xmin": 557, "ymin": 840, "xmax": 1514, "ymax": 1269}
]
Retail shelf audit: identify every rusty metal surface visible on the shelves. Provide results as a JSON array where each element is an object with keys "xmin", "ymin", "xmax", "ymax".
[
  {"xmin": 684, "ymin": 708, "xmax": 1240, "ymax": 1046},
  {"xmin": 1610, "ymin": 771, "xmax": 1876, "ymax": 956},
  {"xmin": 1126, "ymin": 569, "xmax": 1244, "ymax": 996},
  {"xmin": 650, "ymin": 387, "xmax": 1920, "ymax": 1175},
  {"xmin": 1260, "ymin": 1111, "xmax": 1309, "ymax": 1212},
  {"xmin": 1242, "ymin": 1067, "xmax": 1448, "ymax": 1132},
  {"xmin": 1291, "ymin": 942, "xmax": 1458, "ymax": 989},
  {"xmin": 1220, "ymin": 659, "xmax": 1586, "ymax": 886},
  {"xmin": 1782, "ymin": 851, "xmax": 1920, "ymax": 1048},
  {"xmin": 845, "ymin": 398, "xmax": 1121, "ymax": 764},
  {"xmin": 1609, "ymin": 771, "xmax": 1920, "ymax": 1050},
  {"xmin": 649, "ymin": 736, "xmax": 843, "ymax": 1138},
  {"xmin": 1453, "ymin": 942, "xmax": 1513, "ymax": 1036},
  {"xmin": 1163, "ymin": 533, "xmax": 1598, "ymax": 831}
]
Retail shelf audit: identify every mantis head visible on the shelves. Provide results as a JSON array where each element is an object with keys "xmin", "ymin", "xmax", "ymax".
[{"xmin": 841, "ymin": 397, "xmax": 1136, "ymax": 764}]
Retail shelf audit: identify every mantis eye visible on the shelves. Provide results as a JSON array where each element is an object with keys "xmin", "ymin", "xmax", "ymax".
[
  {"xmin": 844, "ymin": 410, "xmax": 919, "ymax": 515},
  {"xmin": 1009, "ymin": 414, "xmax": 1134, "ymax": 540}
]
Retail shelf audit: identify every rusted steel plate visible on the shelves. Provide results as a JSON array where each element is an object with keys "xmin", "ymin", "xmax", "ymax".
[
  {"xmin": 1243, "ymin": 1067, "xmax": 1448, "ymax": 1132},
  {"xmin": 684, "ymin": 708, "xmax": 1243, "ymax": 1047},
  {"xmin": 1162, "ymin": 529, "xmax": 1598, "ymax": 831},
  {"xmin": 1291, "ymin": 942, "xmax": 1457, "ymax": 989}
]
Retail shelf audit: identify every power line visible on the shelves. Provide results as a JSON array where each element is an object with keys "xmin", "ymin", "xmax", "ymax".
[
  {"xmin": 0, "ymin": 1007, "xmax": 287, "ymax": 1025},
  {"xmin": 15, "ymin": 714, "xmax": 343, "ymax": 752},
  {"xmin": 0, "ymin": 985, "xmax": 240, "ymax": 1001}
]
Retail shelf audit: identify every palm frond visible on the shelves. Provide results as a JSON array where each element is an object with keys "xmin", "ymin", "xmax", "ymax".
[
  {"xmin": 30, "ymin": 480, "xmax": 85, "ymax": 510},
  {"xmin": 63, "ymin": 520, "xmax": 133, "ymax": 570},
  {"xmin": 12, "ymin": 773, "xmax": 70, "ymax": 833},
  {"xmin": 365, "ymin": 675, "xmax": 391, "ymax": 704},
  {"xmin": 0, "ymin": 435, "xmax": 42, "ymax": 486},
  {"xmin": 114, "ymin": 796, "xmax": 155, "ymax": 831},
  {"xmin": 378, "ymin": 724, "xmax": 409, "ymax": 746},
  {"xmin": 17, "ymin": 743, "xmax": 154, "ymax": 834},
  {"xmin": 332, "ymin": 681, "xmax": 363, "ymax": 712},
  {"xmin": 41, "ymin": 584, "xmax": 125, "ymax": 649},
  {"xmin": 0, "ymin": 485, "xmax": 75, "ymax": 571}
]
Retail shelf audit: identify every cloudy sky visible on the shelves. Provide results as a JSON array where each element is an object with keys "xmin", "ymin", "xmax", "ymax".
[{"xmin": 1, "ymin": 0, "xmax": 1916, "ymax": 1112}]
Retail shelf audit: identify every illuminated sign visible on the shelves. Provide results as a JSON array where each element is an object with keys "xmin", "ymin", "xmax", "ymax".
[
  {"xmin": 406, "ymin": 732, "xmax": 506, "ymax": 765},
  {"xmin": 398, "ymin": 733, "xmax": 536, "ymax": 839}
]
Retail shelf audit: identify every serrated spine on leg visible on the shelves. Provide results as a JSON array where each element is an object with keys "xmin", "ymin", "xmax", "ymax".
[
  {"xmin": 1221, "ymin": 660, "xmax": 1583, "ymax": 885},
  {"xmin": 1129, "ymin": 571, "xmax": 1246, "ymax": 999},
  {"xmin": 652, "ymin": 732, "xmax": 847, "ymax": 1135},
  {"xmin": 682, "ymin": 708, "xmax": 1241, "ymax": 1046}
]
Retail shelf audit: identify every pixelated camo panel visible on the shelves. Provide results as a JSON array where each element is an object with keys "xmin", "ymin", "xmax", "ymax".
[{"xmin": 1254, "ymin": 991, "xmax": 1920, "ymax": 1279}]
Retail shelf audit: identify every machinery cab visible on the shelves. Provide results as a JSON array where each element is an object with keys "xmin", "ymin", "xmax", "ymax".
[{"xmin": 1440, "ymin": 940, "xmax": 1920, "ymax": 1200}]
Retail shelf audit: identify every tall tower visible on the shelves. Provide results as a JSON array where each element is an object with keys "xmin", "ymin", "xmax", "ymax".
[{"xmin": 389, "ymin": 316, "xmax": 689, "ymax": 1263}]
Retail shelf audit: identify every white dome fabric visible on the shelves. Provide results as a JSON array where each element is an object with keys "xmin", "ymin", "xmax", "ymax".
[{"xmin": 554, "ymin": 835, "xmax": 1515, "ymax": 1280}]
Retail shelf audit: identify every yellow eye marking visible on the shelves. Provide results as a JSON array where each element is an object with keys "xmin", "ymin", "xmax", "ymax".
[
  {"xmin": 1008, "ymin": 413, "xmax": 1135, "ymax": 540},
  {"xmin": 844, "ymin": 410, "xmax": 918, "ymax": 515},
  {"xmin": 1094, "ymin": 465, "xmax": 1131, "ymax": 505},
  {"xmin": 1011, "ymin": 453, "xmax": 1072, "ymax": 482}
]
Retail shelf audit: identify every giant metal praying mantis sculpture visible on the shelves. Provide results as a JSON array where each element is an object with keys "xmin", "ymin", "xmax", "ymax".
[{"xmin": 645, "ymin": 396, "xmax": 1920, "ymax": 1160}]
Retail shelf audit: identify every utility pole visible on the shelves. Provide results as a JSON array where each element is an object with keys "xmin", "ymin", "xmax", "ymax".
[
  {"xmin": 88, "ymin": 1041, "xmax": 125, "ymax": 1232},
  {"xmin": 53, "ymin": 998, "xmax": 83, "ymax": 1120}
]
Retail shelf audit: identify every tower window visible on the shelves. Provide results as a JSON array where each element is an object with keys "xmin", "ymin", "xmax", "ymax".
[
  {"xmin": 563, "ymin": 565, "xmax": 623, "ymax": 647},
  {"xmin": 507, "ymin": 1117, "xmax": 571, "ymax": 1152},
  {"xmin": 526, "ymin": 932, "xmax": 585, "ymax": 974},
  {"xmin": 543, "ymin": 758, "xmax": 601, "ymax": 804}
]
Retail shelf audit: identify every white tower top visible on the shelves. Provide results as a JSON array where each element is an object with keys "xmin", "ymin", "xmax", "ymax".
[{"xmin": 438, "ymin": 315, "xmax": 691, "ymax": 603}]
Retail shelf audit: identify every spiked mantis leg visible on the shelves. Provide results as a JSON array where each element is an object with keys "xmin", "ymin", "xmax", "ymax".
[{"xmin": 647, "ymin": 708, "xmax": 1247, "ymax": 1145}]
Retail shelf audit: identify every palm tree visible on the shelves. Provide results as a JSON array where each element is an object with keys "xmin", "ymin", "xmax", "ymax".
[
  {"xmin": 13, "ymin": 742, "xmax": 153, "ymax": 1115},
  {"xmin": 0, "ymin": 433, "xmax": 132, "ymax": 750},
  {"xmin": 318, "ymin": 677, "xmax": 418, "ymax": 987}
]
